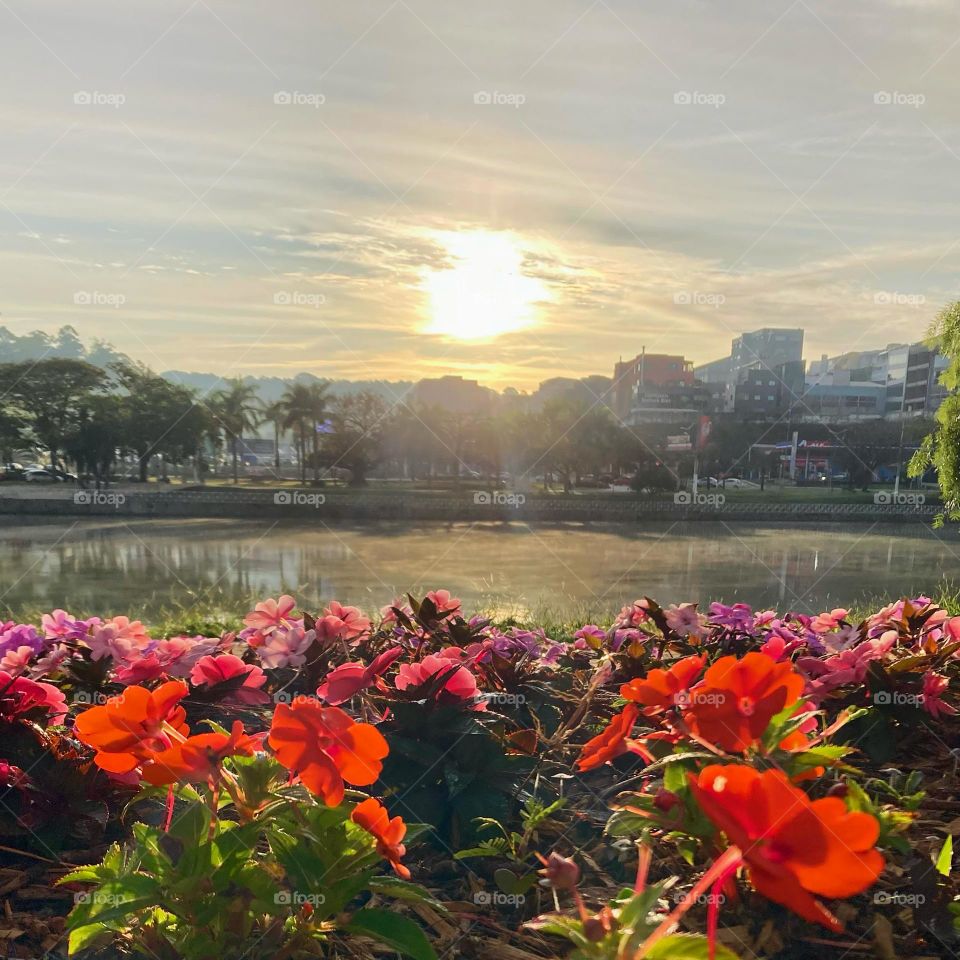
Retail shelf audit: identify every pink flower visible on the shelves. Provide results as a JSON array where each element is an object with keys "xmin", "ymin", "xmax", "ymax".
[
  {"xmin": 244, "ymin": 595, "xmax": 297, "ymax": 633},
  {"xmin": 921, "ymin": 671, "xmax": 956, "ymax": 720},
  {"xmin": 152, "ymin": 636, "xmax": 222, "ymax": 677},
  {"xmin": 114, "ymin": 653, "xmax": 168, "ymax": 685},
  {"xmin": 811, "ymin": 608, "xmax": 850, "ymax": 634},
  {"xmin": 616, "ymin": 600, "xmax": 650, "ymax": 628},
  {"xmin": 425, "ymin": 590, "xmax": 461, "ymax": 618},
  {"xmin": 323, "ymin": 601, "xmax": 370, "ymax": 640},
  {"xmin": 85, "ymin": 617, "xmax": 150, "ymax": 662},
  {"xmin": 41, "ymin": 609, "xmax": 90, "ymax": 641},
  {"xmin": 664, "ymin": 603, "xmax": 706, "ymax": 640},
  {"xmin": 798, "ymin": 632, "xmax": 896, "ymax": 698},
  {"xmin": 0, "ymin": 645, "xmax": 34, "ymax": 675},
  {"xmin": 32, "ymin": 644, "xmax": 70, "ymax": 678},
  {"xmin": 190, "ymin": 654, "xmax": 269, "ymax": 705},
  {"xmin": 395, "ymin": 654, "xmax": 484, "ymax": 709},
  {"xmin": 380, "ymin": 597, "xmax": 414, "ymax": 624},
  {"xmin": 257, "ymin": 625, "xmax": 316, "ymax": 669},
  {"xmin": 317, "ymin": 647, "xmax": 404, "ymax": 704}
]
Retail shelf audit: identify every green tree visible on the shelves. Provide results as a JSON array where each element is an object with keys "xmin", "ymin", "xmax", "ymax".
[
  {"xmin": 910, "ymin": 301, "xmax": 960, "ymax": 521},
  {"xmin": 0, "ymin": 358, "xmax": 105, "ymax": 470},
  {"xmin": 322, "ymin": 391, "xmax": 390, "ymax": 487},
  {"xmin": 277, "ymin": 382, "xmax": 327, "ymax": 484},
  {"xmin": 64, "ymin": 395, "xmax": 125, "ymax": 488},
  {"xmin": 112, "ymin": 363, "xmax": 210, "ymax": 482}
]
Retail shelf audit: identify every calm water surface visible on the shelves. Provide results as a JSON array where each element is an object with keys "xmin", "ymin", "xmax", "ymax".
[{"xmin": 0, "ymin": 517, "xmax": 957, "ymax": 619}]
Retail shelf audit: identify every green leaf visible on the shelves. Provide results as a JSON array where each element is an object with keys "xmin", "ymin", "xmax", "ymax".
[
  {"xmin": 346, "ymin": 908, "xmax": 437, "ymax": 960},
  {"xmin": 936, "ymin": 834, "xmax": 953, "ymax": 877},
  {"xmin": 645, "ymin": 933, "xmax": 741, "ymax": 959}
]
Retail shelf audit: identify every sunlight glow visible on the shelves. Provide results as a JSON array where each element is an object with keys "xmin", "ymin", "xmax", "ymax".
[{"xmin": 421, "ymin": 231, "xmax": 549, "ymax": 340}]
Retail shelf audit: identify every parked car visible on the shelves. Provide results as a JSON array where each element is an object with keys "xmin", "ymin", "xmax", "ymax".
[
  {"xmin": 24, "ymin": 469, "xmax": 61, "ymax": 483},
  {"xmin": 1, "ymin": 462, "xmax": 25, "ymax": 480}
]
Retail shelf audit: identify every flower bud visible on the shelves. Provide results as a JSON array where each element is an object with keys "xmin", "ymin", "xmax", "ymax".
[
  {"xmin": 653, "ymin": 788, "xmax": 680, "ymax": 812},
  {"xmin": 538, "ymin": 852, "xmax": 580, "ymax": 891}
]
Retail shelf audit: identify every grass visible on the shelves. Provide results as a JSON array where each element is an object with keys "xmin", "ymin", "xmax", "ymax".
[{"xmin": 8, "ymin": 580, "xmax": 960, "ymax": 641}]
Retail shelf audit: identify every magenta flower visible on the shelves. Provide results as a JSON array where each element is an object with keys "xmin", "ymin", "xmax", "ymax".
[
  {"xmin": 573, "ymin": 625, "xmax": 606, "ymax": 650},
  {"xmin": 190, "ymin": 653, "xmax": 269, "ymax": 705},
  {"xmin": 0, "ymin": 670, "xmax": 67, "ymax": 725},
  {"xmin": 395, "ymin": 653, "xmax": 484, "ymax": 709},
  {"xmin": 317, "ymin": 646, "xmax": 404, "ymax": 704}
]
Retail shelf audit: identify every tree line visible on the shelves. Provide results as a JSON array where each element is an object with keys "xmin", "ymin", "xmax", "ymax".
[{"xmin": 0, "ymin": 357, "xmax": 938, "ymax": 491}]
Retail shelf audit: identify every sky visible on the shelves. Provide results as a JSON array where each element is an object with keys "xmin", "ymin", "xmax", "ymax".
[{"xmin": 1, "ymin": 0, "xmax": 959, "ymax": 390}]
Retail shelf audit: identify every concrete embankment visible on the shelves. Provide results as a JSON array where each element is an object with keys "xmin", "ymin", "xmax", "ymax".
[{"xmin": 0, "ymin": 490, "xmax": 939, "ymax": 524}]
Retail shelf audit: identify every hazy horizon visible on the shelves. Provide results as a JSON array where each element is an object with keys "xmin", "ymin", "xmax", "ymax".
[{"xmin": 3, "ymin": 0, "xmax": 958, "ymax": 389}]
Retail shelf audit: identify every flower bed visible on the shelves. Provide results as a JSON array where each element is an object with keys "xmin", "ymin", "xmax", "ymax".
[{"xmin": 1, "ymin": 592, "xmax": 959, "ymax": 959}]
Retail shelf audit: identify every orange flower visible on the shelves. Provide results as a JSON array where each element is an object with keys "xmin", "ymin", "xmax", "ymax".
[
  {"xmin": 142, "ymin": 720, "xmax": 258, "ymax": 786},
  {"xmin": 688, "ymin": 764, "xmax": 883, "ymax": 931},
  {"xmin": 575, "ymin": 703, "xmax": 639, "ymax": 772},
  {"xmin": 621, "ymin": 655, "xmax": 707, "ymax": 710},
  {"xmin": 686, "ymin": 653, "xmax": 803, "ymax": 752},
  {"xmin": 351, "ymin": 797, "xmax": 410, "ymax": 879},
  {"xmin": 74, "ymin": 680, "xmax": 189, "ymax": 774},
  {"xmin": 268, "ymin": 698, "xmax": 388, "ymax": 805}
]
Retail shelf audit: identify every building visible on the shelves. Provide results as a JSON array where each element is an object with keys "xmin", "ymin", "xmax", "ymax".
[
  {"xmin": 901, "ymin": 344, "xmax": 948, "ymax": 417},
  {"xmin": 612, "ymin": 351, "xmax": 694, "ymax": 421},
  {"xmin": 794, "ymin": 382, "xmax": 886, "ymax": 422},
  {"xmin": 734, "ymin": 360, "xmax": 806, "ymax": 420},
  {"xmin": 731, "ymin": 328, "xmax": 804, "ymax": 381},
  {"xmin": 411, "ymin": 375, "xmax": 495, "ymax": 414}
]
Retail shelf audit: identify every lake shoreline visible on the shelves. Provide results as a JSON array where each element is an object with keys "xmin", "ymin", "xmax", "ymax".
[{"xmin": 0, "ymin": 489, "xmax": 939, "ymax": 524}]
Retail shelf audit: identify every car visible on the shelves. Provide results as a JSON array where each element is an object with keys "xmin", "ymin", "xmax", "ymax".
[
  {"xmin": 1, "ymin": 462, "xmax": 25, "ymax": 480},
  {"xmin": 24, "ymin": 469, "xmax": 61, "ymax": 483}
]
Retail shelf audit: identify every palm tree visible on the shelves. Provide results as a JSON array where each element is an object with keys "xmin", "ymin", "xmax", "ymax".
[
  {"xmin": 211, "ymin": 378, "xmax": 262, "ymax": 483},
  {"xmin": 278, "ymin": 381, "xmax": 329, "ymax": 483},
  {"xmin": 262, "ymin": 399, "xmax": 286, "ymax": 476}
]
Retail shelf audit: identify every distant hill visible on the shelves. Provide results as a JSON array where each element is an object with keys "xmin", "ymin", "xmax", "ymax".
[{"xmin": 0, "ymin": 325, "xmax": 613, "ymax": 411}]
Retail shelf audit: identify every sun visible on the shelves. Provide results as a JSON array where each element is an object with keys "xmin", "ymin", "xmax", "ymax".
[{"xmin": 421, "ymin": 230, "xmax": 549, "ymax": 340}]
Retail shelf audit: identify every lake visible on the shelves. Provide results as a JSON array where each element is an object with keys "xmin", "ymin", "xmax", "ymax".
[{"xmin": 0, "ymin": 517, "xmax": 957, "ymax": 621}]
